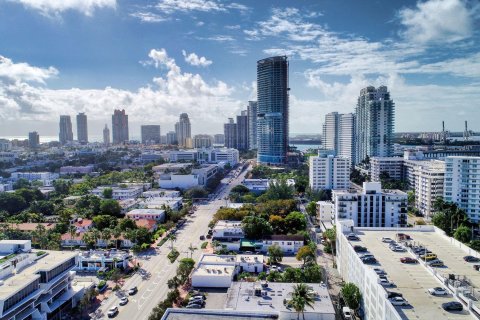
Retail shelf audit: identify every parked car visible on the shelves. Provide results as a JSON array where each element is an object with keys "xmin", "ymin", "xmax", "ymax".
[
  {"xmin": 186, "ymin": 304, "xmax": 203, "ymax": 309},
  {"xmin": 347, "ymin": 233, "xmax": 359, "ymax": 241},
  {"xmin": 107, "ymin": 306, "xmax": 119, "ymax": 318},
  {"xmin": 373, "ymin": 268, "xmax": 386, "ymax": 275},
  {"xmin": 342, "ymin": 307, "xmax": 352, "ymax": 319},
  {"xmin": 400, "ymin": 257, "xmax": 417, "ymax": 264},
  {"xmin": 390, "ymin": 297, "xmax": 409, "ymax": 306},
  {"xmin": 380, "ymin": 279, "xmax": 394, "ymax": 287},
  {"xmin": 353, "ymin": 245, "xmax": 367, "ymax": 252},
  {"xmin": 391, "ymin": 245, "xmax": 406, "ymax": 252},
  {"xmin": 473, "ymin": 264, "xmax": 480, "ymax": 271},
  {"xmin": 191, "ymin": 294, "xmax": 206, "ymax": 300},
  {"xmin": 382, "ymin": 237, "xmax": 394, "ymax": 243},
  {"xmin": 119, "ymin": 297, "xmax": 128, "ymax": 306},
  {"xmin": 396, "ymin": 233, "xmax": 411, "ymax": 241},
  {"xmin": 419, "ymin": 253, "xmax": 437, "ymax": 261},
  {"xmin": 428, "ymin": 287, "xmax": 448, "ymax": 296},
  {"xmin": 199, "ymin": 235, "xmax": 205, "ymax": 240},
  {"xmin": 427, "ymin": 259, "xmax": 444, "ymax": 267},
  {"xmin": 187, "ymin": 300, "xmax": 205, "ymax": 307},
  {"xmin": 128, "ymin": 287, "xmax": 138, "ymax": 295},
  {"xmin": 464, "ymin": 255, "xmax": 480, "ymax": 262},
  {"xmin": 387, "ymin": 291, "xmax": 403, "ymax": 299},
  {"xmin": 361, "ymin": 257, "xmax": 377, "ymax": 264},
  {"xmin": 442, "ymin": 301, "xmax": 463, "ymax": 311}
]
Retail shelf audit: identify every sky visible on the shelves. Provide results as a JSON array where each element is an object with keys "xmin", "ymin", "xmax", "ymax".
[{"xmin": 0, "ymin": 0, "xmax": 479, "ymax": 139}]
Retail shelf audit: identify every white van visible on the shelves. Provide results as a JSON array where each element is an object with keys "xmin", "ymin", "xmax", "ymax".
[{"xmin": 342, "ymin": 306, "xmax": 352, "ymax": 319}]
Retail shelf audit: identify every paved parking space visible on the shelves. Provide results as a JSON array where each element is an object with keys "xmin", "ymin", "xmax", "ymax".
[{"xmin": 352, "ymin": 230, "xmax": 472, "ymax": 320}]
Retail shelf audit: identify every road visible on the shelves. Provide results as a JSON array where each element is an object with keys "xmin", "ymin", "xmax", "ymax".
[{"xmin": 96, "ymin": 164, "xmax": 250, "ymax": 320}]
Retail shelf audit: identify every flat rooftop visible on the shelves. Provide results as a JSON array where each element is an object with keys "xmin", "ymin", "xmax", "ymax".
[
  {"xmin": 0, "ymin": 250, "xmax": 77, "ymax": 300},
  {"xmin": 214, "ymin": 221, "xmax": 242, "ymax": 229},
  {"xmin": 194, "ymin": 264, "xmax": 236, "ymax": 277},
  {"xmin": 200, "ymin": 255, "xmax": 236, "ymax": 264},
  {"xmin": 236, "ymin": 255, "xmax": 264, "ymax": 264},
  {"xmin": 348, "ymin": 229, "xmax": 473, "ymax": 319},
  {"xmin": 226, "ymin": 282, "xmax": 335, "ymax": 315},
  {"xmin": 161, "ymin": 309, "xmax": 278, "ymax": 320},
  {"xmin": 127, "ymin": 208, "xmax": 165, "ymax": 215}
]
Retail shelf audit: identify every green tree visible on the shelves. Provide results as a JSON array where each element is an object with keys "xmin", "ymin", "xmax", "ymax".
[
  {"xmin": 99, "ymin": 199, "xmax": 122, "ymax": 217},
  {"xmin": 296, "ymin": 246, "xmax": 316, "ymax": 266},
  {"xmin": 288, "ymin": 283, "xmax": 316, "ymax": 320},
  {"xmin": 118, "ymin": 218, "xmax": 137, "ymax": 231},
  {"xmin": 269, "ymin": 215, "xmax": 286, "ymax": 234},
  {"xmin": 177, "ymin": 258, "xmax": 195, "ymax": 282},
  {"xmin": 102, "ymin": 188, "xmax": 113, "ymax": 199},
  {"xmin": 184, "ymin": 187, "xmax": 208, "ymax": 200},
  {"xmin": 470, "ymin": 240, "xmax": 480, "ymax": 251},
  {"xmin": 283, "ymin": 267, "xmax": 302, "ymax": 282},
  {"xmin": 261, "ymin": 179, "xmax": 294, "ymax": 201},
  {"xmin": 15, "ymin": 188, "xmax": 44, "ymax": 203},
  {"xmin": 284, "ymin": 211, "xmax": 307, "ymax": 233},
  {"xmin": 13, "ymin": 178, "xmax": 31, "ymax": 190},
  {"xmin": 242, "ymin": 215, "xmax": 273, "ymax": 240},
  {"xmin": 0, "ymin": 193, "xmax": 28, "ymax": 214},
  {"xmin": 268, "ymin": 244, "xmax": 284, "ymax": 265},
  {"xmin": 341, "ymin": 282, "xmax": 362, "ymax": 311},
  {"xmin": 454, "ymin": 225, "xmax": 472, "ymax": 243},
  {"xmin": 187, "ymin": 243, "xmax": 198, "ymax": 259},
  {"xmin": 305, "ymin": 201, "xmax": 317, "ymax": 217},
  {"xmin": 93, "ymin": 215, "xmax": 117, "ymax": 230},
  {"xmin": 53, "ymin": 179, "xmax": 72, "ymax": 195},
  {"xmin": 168, "ymin": 233, "xmax": 177, "ymax": 249},
  {"xmin": 304, "ymin": 264, "xmax": 322, "ymax": 283}
]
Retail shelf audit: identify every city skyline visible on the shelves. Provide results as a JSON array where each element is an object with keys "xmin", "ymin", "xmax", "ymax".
[{"xmin": 0, "ymin": 0, "xmax": 479, "ymax": 137}]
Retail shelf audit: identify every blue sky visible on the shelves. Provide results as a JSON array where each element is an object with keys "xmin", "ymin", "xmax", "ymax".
[{"xmin": 0, "ymin": 0, "xmax": 479, "ymax": 139}]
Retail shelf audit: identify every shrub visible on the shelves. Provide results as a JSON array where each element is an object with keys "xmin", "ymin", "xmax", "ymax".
[
  {"xmin": 201, "ymin": 242, "xmax": 208, "ymax": 249},
  {"xmin": 167, "ymin": 248, "xmax": 180, "ymax": 263}
]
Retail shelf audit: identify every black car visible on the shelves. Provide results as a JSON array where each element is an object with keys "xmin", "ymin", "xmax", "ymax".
[
  {"xmin": 387, "ymin": 291, "xmax": 403, "ymax": 299},
  {"xmin": 187, "ymin": 300, "xmax": 205, "ymax": 307},
  {"xmin": 128, "ymin": 287, "xmax": 138, "ymax": 295},
  {"xmin": 361, "ymin": 257, "xmax": 377, "ymax": 264},
  {"xmin": 199, "ymin": 235, "xmax": 205, "ymax": 240},
  {"xmin": 354, "ymin": 245, "xmax": 367, "ymax": 252},
  {"xmin": 442, "ymin": 301, "xmax": 463, "ymax": 311},
  {"xmin": 464, "ymin": 255, "xmax": 480, "ymax": 262}
]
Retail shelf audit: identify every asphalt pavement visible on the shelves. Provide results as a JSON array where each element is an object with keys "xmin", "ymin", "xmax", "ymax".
[{"xmin": 96, "ymin": 164, "xmax": 250, "ymax": 320}]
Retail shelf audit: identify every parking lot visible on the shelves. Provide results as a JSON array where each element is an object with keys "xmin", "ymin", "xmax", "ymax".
[{"xmin": 352, "ymin": 230, "xmax": 472, "ymax": 319}]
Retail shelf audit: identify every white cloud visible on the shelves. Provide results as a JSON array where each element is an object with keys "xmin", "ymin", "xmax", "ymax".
[
  {"xmin": 182, "ymin": 50, "xmax": 212, "ymax": 67},
  {"xmin": 200, "ymin": 35, "xmax": 235, "ymax": 42},
  {"xmin": 0, "ymin": 55, "xmax": 58, "ymax": 84},
  {"xmin": 155, "ymin": 0, "xmax": 225, "ymax": 14},
  {"xmin": 10, "ymin": 0, "xmax": 116, "ymax": 17},
  {"xmin": 398, "ymin": 0, "xmax": 476, "ymax": 44},
  {"xmin": 196, "ymin": 21, "xmax": 205, "ymax": 26},
  {"xmin": 130, "ymin": 11, "xmax": 168, "ymax": 23},
  {"xmin": 0, "ymin": 51, "xmax": 238, "ymax": 133}
]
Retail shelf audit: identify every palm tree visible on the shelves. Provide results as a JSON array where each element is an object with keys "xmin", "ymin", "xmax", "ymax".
[
  {"xmin": 288, "ymin": 283, "xmax": 316, "ymax": 320},
  {"xmin": 187, "ymin": 243, "xmax": 198, "ymax": 258},
  {"xmin": 112, "ymin": 227, "xmax": 122, "ymax": 249},
  {"xmin": 168, "ymin": 233, "xmax": 177, "ymax": 250},
  {"xmin": 102, "ymin": 228, "xmax": 112, "ymax": 248},
  {"xmin": 91, "ymin": 229, "xmax": 101, "ymax": 249}
]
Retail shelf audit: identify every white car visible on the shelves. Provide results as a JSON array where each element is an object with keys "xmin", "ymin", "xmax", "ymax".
[
  {"xmin": 107, "ymin": 306, "xmax": 118, "ymax": 318},
  {"xmin": 390, "ymin": 297, "xmax": 409, "ymax": 306},
  {"xmin": 119, "ymin": 297, "xmax": 128, "ymax": 306},
  {"xmin": 380, "ymin": 279, "xmax": 394, "ymax": 287},
  {"xmin": 391, "ymin": 246, "xmax": 406, "ymax": 252},
  {"xmin": 342, "ymin": 306, "xmax": 352, "ymax": 319},
  {"xmin": 428, "ymin": 287, "xmax": 448, "ymax": 295},
  {"xmin": 382, "ymin": 237, "xmax": 394, "ymax": 243}
]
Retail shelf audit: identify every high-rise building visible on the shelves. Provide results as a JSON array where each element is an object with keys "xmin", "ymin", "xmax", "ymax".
[
  {"xmin": 338, "ymin": 113, "xmax": 355, "ymax": 163},
  {"xmin": 166, "ymin": 131, "xmax": 177, "ymax": 145},
  {"xmin": 354, "ymin": 86, "xmax": 395, "ymax": 164},
  {"xmin": 141, "ymin": 125, "xmax": 161, "ymax": 144},
  {"xmin": 59, "ymin": 115, "xmax": 73, "ymax": 145},
  {"xmin": 257, "ymin": 56, "xmax": 289, "ymax": 165},
  {"xmin": 214, "ymin": 134, "xmax": 225, "ymax": 145},
  {"xmin": 236, "ymin": 110, "xmax": 248, "ymax": 151},
  {"xmin": 322, "ymin": 112, "xmax": 339, "ymax": 151},
  {"xmin": 112, "ymin": 109, "xmax": 129, "ymax": 144},
  {"xmin": 175, "ymin": 113, "xmax": 191, "ymax": 148},
  {"xmin": 309, "ymin": 152, "xmax": 350, "ymax": 191},
  {"xmin": 247, "ymin": 101, "xmax": 258, "ymax": 149},
  {"xmin": 76, "ymin": 112, "xmax": 88, "ymax": 144},
  {"xmin": 444, "ymin": 156, "xmax": 480, "ymax": 222},
  {"xmin": 160, "ymin": 135, "xmax": 167, "ymax": 144},
  {"xmin": 28, "ymin": 131, "xmax": 40, "ymax": 149},
  {"xmin": 224, "ymin": 118, "xmax": 237, "ymax": 149},
  {"xmin": 193, "ymin": 134, "xmax": 213, "ymax": 149},
  {"xmin": 103, "ymin": 124, "xmax": 110, "ymax": 145}
]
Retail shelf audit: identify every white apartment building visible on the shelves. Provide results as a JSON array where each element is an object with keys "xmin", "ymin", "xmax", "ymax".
[
  {"xmin": 142, "ymin": 197, "xmax": 183, "ymax": 211},
  {"xmin": 212, "ymin": 220, "xmax": 244, "ymax": 240},
  {"xmin": 126, "ymin": 208, "xmax": 166, "ymax": 222},
  {"xmin": 59, "ymin": 165, "xmax": 94, "ymax": 175},
  {"xmin": 403, "ymin": 159, "xmax": 445, "ymax": 217},
  {"xmin": 259, "ymin": 235, "xmax": 304, "ymax": 255},
  {"xmin": 444, "ymin": 156, "xmax": 480, "ymax": 222},
  {"xmin": 0, "ymin": 152, "xmax": 17, "ymax": 163},
  {"xmin": 167, "ymin": 148, "xmax": 239, "ymax": 166},
  {"xmin": 321, "ymin": 112, "xmax": 355, "ymax": 164},
  {"xmin": 316, "ymin": 201, "xmax": 334, "ymax": 222},
  {"xmin": 158, "ymin": 164, "xmax": 218, "ymax": 189},
  {"xmin": 0, "ymin": 240, "xmax": 82, "ymax": 320},
  {"xmin": 142, "ymin": 189, "xmax": 181, "ymax": 198},
  {"xmin": 91, "ymin": 185, "xmax": 144, "ymax": 200},
  {"xmin": 11, "ymin": 172, "xmax": 59, "ymax": 186},
  {"xmin": 309, "ymin": 154, "xmax": 350, "ymax": 191},
  {"xmin": 370, "ymin": 157, "xmax": 404, "ymax": 182},
  {"xmin": 332, "ymin": 182, "xmax": 407, "ymax": 227},
  {"xmin": 75, "ymin": 250, "xmax": 129, "ymax": 272}
]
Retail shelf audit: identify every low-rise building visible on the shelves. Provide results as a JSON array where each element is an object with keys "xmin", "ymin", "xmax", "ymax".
[
  {"xmin": 126, "ymin": 208, "xmax": 166, "ymax": 222},
  {"xmin": 212, "ymin": 220, "xmax": 244, "ymax": 240},
  {"xmin": 316, "ymin": 201, "xmax": 334, "ymax": 223},
  {"xmin": 370, "ymin": 157, "xmax": 404, "ymax": 182},
  {"xmin": 225, "ymin": 282, "xmax": 335, "ymax": 320},
  {"xmin": 0, "ymin": 182, "xmax": 13, "ymax": 192},
  {"xmin": 142, "ymin": 189, "xmax": 181, "ymax": 198},
  {"xmin": 309, "ymin": 154, "xmax": 350, "ymax": 190},
  {"xmin": 332, "ymin": 182, "xmax": 407, "ymax": 227},
  {"xmin": 242, "ymin": 178, "xmax": 295, "ymax": 193},
  {"xmin": 141, "ymin": 197, "xmax": 183, "ymax": 211},
  {"xmin": 158, "ymin": 164, "xmax": 218, "ymax": 189},
  {"xmin": 10, "ymin": 172, "xmax": 59, "ymax": 186},
  {"xmin": 60, "ymin": 165, "xmax": 94, "ymax": 175},
  {"xmin": 7, "ymin": 222, "xmax": 57, "ymax": 232},
  {"xmin": 259, "ymin": 235, "xmax": 304, "ymax": 255},
  {"xmin": 0, "ymin": 240, "xmax": 82, "ymax": 320},
  {"xmin": 73, "ymin": 218, "xmax": 93, "ymax": 233},
  {"xmin": 0, "ymin": 151, "xmax": 16, "ymax": 163},
  {"xmin": 75, "ymin": 250, "xmax": 129, "ymax": 272},
  {"xmin": 91, "ymin": 185, "xmax": 144, "ymax": 200},
  {"xmin": 135, "ymin": 219, "xmax": 158, "ymax": 232}
]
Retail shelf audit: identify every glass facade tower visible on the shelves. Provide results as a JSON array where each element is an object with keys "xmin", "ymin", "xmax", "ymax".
[{"xmin": 256, "ymin": 56, "xmax": 289, "ymax": 165}]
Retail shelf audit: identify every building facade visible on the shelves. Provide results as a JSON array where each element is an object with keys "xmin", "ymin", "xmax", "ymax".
[
  {"xmin": 214, "ymin": 134, "xmax": 225, "ymax": 145},
  {"xmin": 247, "ymin": 101, "xmax": 258, "ymax": 149},
  {"xmin": 256, "ymin": 56, "xmax": 289, "ymax": 165},
  {"xmin": 309, "ymin": 154, "xmax": 350, "ymax": 191},
  {"xmin": 236, "ymin": 110, "xmax": 249, "ymax": 151},
  {"xmin": 59, "ymin": 115, "xmax": 73, "ymax": 145},
  {"xmin": 224, "ymin": 118, "xmax": 237, "ymax": 149},
  {"xmin": 332, "ymin": 182, "xmax": 407, "ymax": 227},
  {"xmin": 103, "ymin": 124, "xmax": 110, "ymax": 146},
  {"xmin": 370, "ymin": 157, "xmax": 404, "ymax": 182},
  {"xmin": 76, "ymin": 112, "xmax": 88, "ymax": 144},
  {"xmin": 112, "ymin": 109, "xmax": 129, "ymax": 144},
  {"xmin": 444, "ymin": 156, "xmax": 480, "ymax": 222},
  {"xmin": 175, "ymin": 113, "xmax": 192, "ymax": 148},
  {"xmin": 166, "ymin": 131, "xmax": 177, "ymax": 145},
  {"xmin": 338, "ymin": 113, "xmax": 355, "ymax": 163},
  {"xmin": 354, "ymin": 86, "xmax": 395, "ymax": 164},
  {"xmin": 28, "ymin": 131, "xmax": 40, "ymax": 149},
  {"xmin": 141, "ymin": 125, "xmax": 161, "ymax": 144},
  {"xmin": 193, "ymin": 134, "xmax": 213, "ymax": 149}
]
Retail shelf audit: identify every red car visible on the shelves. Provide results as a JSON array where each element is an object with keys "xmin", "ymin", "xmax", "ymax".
[
  {"xmin": 396, "ymin": 233, "xmax": 411, "ymax": 241},
  {"xmin": 400, "ymin": 257, "xmax": 417, "ymax": 264}
]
